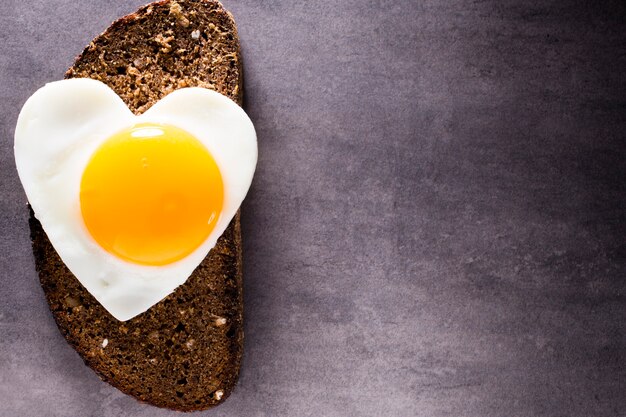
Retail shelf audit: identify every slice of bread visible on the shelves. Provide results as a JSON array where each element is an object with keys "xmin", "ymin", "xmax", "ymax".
[{"xmin": 29, "ymin": 0, "xmax": 244, "ymax": 411}]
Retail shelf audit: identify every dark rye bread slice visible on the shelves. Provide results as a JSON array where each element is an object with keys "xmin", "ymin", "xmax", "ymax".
[{"xmin": 29, "ymin": 0, "xmax": 245, "ymax": 411}]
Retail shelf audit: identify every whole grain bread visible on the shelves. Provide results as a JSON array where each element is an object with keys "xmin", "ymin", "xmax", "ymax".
[{"xmin": 29, "ymin": 0, "xmax": 245, "ymax": 411}]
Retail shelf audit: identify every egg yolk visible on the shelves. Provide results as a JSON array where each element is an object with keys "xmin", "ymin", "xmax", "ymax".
[{"xmin": 80, "ymin": 123, "xmax": 223, "ymax": 266}]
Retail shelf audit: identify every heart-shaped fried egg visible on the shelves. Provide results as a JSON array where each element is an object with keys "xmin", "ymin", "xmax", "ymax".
[{"xmin": 15, "ymin": 78, "xmax": 257, "ymax": 321}]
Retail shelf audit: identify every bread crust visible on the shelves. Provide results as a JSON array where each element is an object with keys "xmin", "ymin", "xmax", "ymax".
[{"xmin": 29, "ymin": 0, "xmax": 244, "ymax": 411}]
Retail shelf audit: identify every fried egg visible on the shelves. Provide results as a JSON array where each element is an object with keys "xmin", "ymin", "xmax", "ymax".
[{"xmin": 15, "ymin": 78, "xmax": 257, "ymax": 321}]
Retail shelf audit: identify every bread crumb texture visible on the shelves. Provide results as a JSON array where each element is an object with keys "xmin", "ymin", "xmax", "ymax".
[
  {"xmin": 66, "ymin": 0, "xmax": 242, "ymax": 114},
  {"xmin": 31, "ymin": 0, "xmax": 244, "ymax": 411}
]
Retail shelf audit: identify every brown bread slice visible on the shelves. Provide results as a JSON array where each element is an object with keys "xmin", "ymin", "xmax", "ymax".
[{"xmin": 29, "ymin": 0, "xmax": 245, "ymax": 411}]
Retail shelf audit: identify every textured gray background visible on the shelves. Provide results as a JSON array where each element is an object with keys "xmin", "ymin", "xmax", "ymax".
[{"xmin": 0, "ymin": 0, "xmax": 624, "ymax": 416}]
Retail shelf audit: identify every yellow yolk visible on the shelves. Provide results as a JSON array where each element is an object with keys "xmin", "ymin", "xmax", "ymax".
[{"xmin": 80, "ymin": 123, "xmax": 223, "ymax": 266}]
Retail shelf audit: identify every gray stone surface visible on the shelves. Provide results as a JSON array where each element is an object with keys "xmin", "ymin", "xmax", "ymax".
[{"xmin": 0, "ymin": 0, "xmax": 624, "ymax": 416}]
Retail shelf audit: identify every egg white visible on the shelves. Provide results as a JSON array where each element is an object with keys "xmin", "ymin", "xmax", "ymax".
[{"xmin": 15, "ymin": 78, "xmax": 257, "ymax": 321}]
